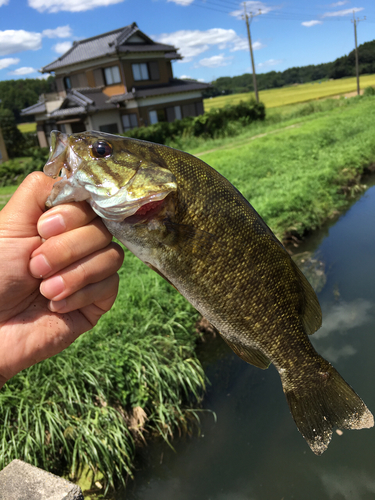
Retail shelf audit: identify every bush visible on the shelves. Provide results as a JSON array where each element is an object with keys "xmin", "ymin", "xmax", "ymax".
[
  {"xmin": 124, "ymin": 99, "xmax": 265, "ymax": 145},
  {"xmin": 363, "ymin": 86, "xmax": 375, "ymax": 96},
  {"xmin": 0, "ymin": 146, "xmax": 49, "ymax": 186}
]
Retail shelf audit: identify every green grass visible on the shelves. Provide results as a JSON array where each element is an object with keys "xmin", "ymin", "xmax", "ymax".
[
  {"xmin": 18, "ymin": 122, "xmax": 37, "ymax": 133},
  {"xmin": 0, "ymin": 251, "xmax": 205, "ymax": 494},
  {"xmin": 0, "ymin": 184, "xmax": 17, "ymax": 210},
  {"xmin": 204, "ymin": 74, "xmax": 375, "ymax": 112},
  {"xmin": 196, "ymin": 95, "xmax": 375, "ymax": 239}
]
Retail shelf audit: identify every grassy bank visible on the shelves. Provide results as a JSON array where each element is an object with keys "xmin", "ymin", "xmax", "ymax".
[
  {"xmin": 204, "ymin": 74, "xmax": 375, "ymax": 112},
  {"xmin": 0, "ymin": 251, "xmax": 205, "ymax": 494},
  {"xmin": 2, "ymin": 95, "xmax": 375, "ymax": 495},
  {"xmin": 180, "ymin": 95, "xmax": 375, "ymax": 240}
]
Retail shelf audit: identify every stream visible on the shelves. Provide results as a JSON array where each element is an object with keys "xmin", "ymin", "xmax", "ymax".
[{"xmin": 119, "ymin": 181, "xmax": 375, "ymax": 500}]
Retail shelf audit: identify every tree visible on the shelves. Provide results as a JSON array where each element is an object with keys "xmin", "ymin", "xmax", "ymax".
[{"xmin": 0, "ymin": 109, "xmax": 25, "ymax": 158}]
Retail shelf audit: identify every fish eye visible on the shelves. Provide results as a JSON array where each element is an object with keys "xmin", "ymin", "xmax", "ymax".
[{"xmin": 91, "ymin": 141, "xmax": 113, "ymax": 158}]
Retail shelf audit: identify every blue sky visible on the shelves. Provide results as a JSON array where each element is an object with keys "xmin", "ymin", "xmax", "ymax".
[{"xmin": 0, "ymin": 0, "xmax": 375, "ymax": 83}]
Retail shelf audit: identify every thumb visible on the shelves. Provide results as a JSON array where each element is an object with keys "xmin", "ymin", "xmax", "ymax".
[{"xmin": 0, "ymin": 172, "xmax": 56, "ymax": 238}]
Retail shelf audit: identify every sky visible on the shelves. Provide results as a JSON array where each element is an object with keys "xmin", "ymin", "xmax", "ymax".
[{"xmin": 1, "ymin": 0, "xmax": 375, "ymax": 83}]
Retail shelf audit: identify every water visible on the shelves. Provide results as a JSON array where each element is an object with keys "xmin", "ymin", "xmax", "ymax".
[{"xmin": 120, "ymin": 184, "xmax": 375, "ymax": 500}]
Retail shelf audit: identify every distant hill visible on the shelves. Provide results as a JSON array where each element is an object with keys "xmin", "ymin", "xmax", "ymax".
[{"xmin": 205, "ymin": 40, "xmax": 375, "ymax": 97}]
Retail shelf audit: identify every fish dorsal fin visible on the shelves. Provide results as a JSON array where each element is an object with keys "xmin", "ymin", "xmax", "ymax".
[
  {"xmin": 220, "ymin": 334, "xmax": 271, "ymax": 370},
  {"xmin": 292, "ymin": 259, "xmax": 322, "ymax": 335}
]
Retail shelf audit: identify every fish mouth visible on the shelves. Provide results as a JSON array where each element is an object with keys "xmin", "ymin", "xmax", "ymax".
[{"xmin": 44, "ymin": 130, "xmax": 177, "ymax": 222}]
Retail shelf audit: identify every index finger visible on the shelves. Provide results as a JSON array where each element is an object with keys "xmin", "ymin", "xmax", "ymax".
[{"xmin": 38, "ymin": 201, "xmax": 97, "ymax": 239}]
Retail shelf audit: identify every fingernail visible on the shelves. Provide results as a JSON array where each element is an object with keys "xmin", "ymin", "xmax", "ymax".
[
  {"xmin": 38, "ymin": 213, "xmax": 66, "ymax": 239},
  {"xmin": 48, "ymin": 299, "xmax": 67, "ymax": 312},
  {"xmin": 40, "ymin": 275, "xmax": 65, "ymax": 299},
  {"xmin": 29, "ymin": 254, "xmax": 52, "ymax": 278}
]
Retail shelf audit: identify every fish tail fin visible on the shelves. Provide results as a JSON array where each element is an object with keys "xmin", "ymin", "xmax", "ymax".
[{"xmin": 281, "ymin": 360, "xmax": 374, "ymax": 455}]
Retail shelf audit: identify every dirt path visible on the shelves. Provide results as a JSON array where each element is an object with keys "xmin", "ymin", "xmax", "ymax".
[{"xmin": 194, "ymin": 123, "xmax": 301, "ymax": 157}]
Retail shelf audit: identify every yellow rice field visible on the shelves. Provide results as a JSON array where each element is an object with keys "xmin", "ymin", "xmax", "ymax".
[
  {"xmin": 17, "ymin": 122, "xmax": 37, "ymax": 133},
  {"xmin": 204, "ymin": 74, "xmax": 375, "ymax": 112}
]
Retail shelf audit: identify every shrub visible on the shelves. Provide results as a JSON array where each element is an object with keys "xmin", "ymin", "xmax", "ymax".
[
  {"xmin": 124, "ymin": 99, "xmax": 265, "ymax": 145},
  {"xmin": 363, "ymin": 86, "xmax": 375, "ymax": 96},
  {"xmin": 0, "ymin": 146, "xmax": 48, "ymax": 186}
]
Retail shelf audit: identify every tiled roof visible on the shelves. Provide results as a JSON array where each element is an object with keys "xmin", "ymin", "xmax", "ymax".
[
  {"xmin": 21, "ymin": 101, "xmax": 46, "ymax": 116},
  {"xmin": 50, "ymin": 106, "xmax": 86, "ymax": 117},
  {"xmin": 42, "ymin": 23, "xmax": 179, "ymax": 72},
  {"xmin": 51, "ymin": 88, "xmax": 117, "ymax": 117},
  {"xmin": 109, "ymin": 79, "xmax": 211, "ymax": 103}
]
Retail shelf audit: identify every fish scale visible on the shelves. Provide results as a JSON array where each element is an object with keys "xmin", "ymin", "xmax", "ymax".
[{"xmin": 44, "ymin": 130, "xmax": 373, "ymax": 455}]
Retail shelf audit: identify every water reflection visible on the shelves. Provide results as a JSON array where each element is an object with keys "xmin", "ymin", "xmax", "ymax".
[
  {"xmin": 316, "ymin": 299, "xmax": 373, "ymax": 339},
  {"xmin": 319, "ymin": 468, "xmax": 375, "ymax": 500},
  {"xmin": 121, "ymin": 184, "xmax": 375, "ymax": 500}
]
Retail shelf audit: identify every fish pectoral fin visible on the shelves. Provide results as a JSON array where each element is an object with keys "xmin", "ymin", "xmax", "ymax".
[{"xmin": 220, "ymin": 334, "xmax": 271, "ymax": 370}]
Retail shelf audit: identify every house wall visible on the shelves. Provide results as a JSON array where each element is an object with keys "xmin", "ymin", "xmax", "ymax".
[
  {"xmin": 136, "ymin": 96, "xmax": 204, "ymax": 127},
  {"xmin": 122, "ymin": 58, "xmax": 171, "ymax": 89},
  {"xmin": 89, "ymin": 110, "xmax": 123, "ymax": 134}
]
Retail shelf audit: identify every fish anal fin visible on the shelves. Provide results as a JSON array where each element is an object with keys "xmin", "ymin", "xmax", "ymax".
[{"xmin": 220, "ymin": 334, "xmax": 271, "ymax": 370}]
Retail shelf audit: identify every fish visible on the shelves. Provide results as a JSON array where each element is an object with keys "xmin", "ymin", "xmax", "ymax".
[{"xmin": 44, "ymin": 130, "xmax": 374, "ymax": 455}]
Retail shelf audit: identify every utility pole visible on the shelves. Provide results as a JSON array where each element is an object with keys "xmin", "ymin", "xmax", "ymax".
[
  {"xmin": 351, "ymin": 10, "xmax": 366, "ymax": 95},
  {"xmin": 242, "ymin": 3, "xmax": 261, "ymax": 103}
]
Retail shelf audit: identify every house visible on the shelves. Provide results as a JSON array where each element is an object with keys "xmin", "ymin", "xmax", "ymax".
[{"xmin": 21, "ymin": 22, "xmax": 210, "ymax": 147}]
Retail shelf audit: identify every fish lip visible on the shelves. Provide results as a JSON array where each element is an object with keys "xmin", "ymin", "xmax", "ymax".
[
  {"xmin": 89, "ymin": 189, "xmax": 174, "ymax": 222},
  {"xmin": 44, "ymin": 130, "xmax": 69, "ymax": 178},
  {"xmin": 120, "ymin": 196, "xmax": 169, "ymax": 225}
]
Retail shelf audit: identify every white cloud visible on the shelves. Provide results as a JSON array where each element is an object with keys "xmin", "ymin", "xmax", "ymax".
[
  {"xmin": 302, "ymin": 20, "xmax": 323, "ymax": 27},
  {"xmin": 196, "ymin": 54, "xmax": 233, "ymax": 68},
  {"xmin": 231, "ymin": 38, "xmax": 264, "ymax": 52},
  {"xmin": 0, "ymin": 30, "xmax": 42, "ymax": 56},
  {"xmin": 9, "ymin": 66, "xmax": 37, "ymax": 75},
  {"xmin": 179, "ymin": 74, "xmax": 192, "ymax": 79},
  {"xmin": 53, "ymin": 41, "xmax": 73, "ymax": 54},
  {"xmin": 0, "ymin": 57, "xmax": 20, "ymax": 70},
  {"xmin": 42, "ymin": 25, "xmax": 72, "ymax": 38},
  {"xmin": 28, "ymin": 0, "xmax": 124, "ymax": 13},
  {"xmin": 230, "ymin": 1, "xmax": 274, "ymax": 20},
  {"xmin": 0, "ymin": 0, "xmax": 9, "ymax": 5},
  {"xmin": 155, "ymin": 28, "xmax": 263, "ymax": 63},
  {"xmin": 167, "ymin": 0, "xmax": 193, "ymax": 4},
  {"xmin": 257, "ymin": 58, "xmax": 283, "ymax": 68},
  {"xmin": 330, "ymin": 1, "xmax": 349, "ymax": 6},
  {"xmin": 323, "ymin": 7, "xmax": 364, "ymax": 17}
]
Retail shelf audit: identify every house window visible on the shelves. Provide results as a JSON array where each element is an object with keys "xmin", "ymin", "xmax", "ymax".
[
  {"xmin": 122, "ymin": 113, "xmax": 138, "ymax": 131},
  {"xmin": 174, "ymin": 106, "xmax": 182, "ymax": 120},
  {"xmin": 64, "ymin": 76, "xmax": 71, "ymax": 90},
  {"xmin": 132, "ymin": 63, "xmax": 149, "ymax": 81},
  {"xmin": 99, "ymin": 123, "xmax": 119, "ymax": 134},
  {"xmin": 104, "ymin": 66, "xmax": 121, "ymax": 85},
  {"xmin": 149, "ymin": 110, "xmax": 158, "ymax": 125}
]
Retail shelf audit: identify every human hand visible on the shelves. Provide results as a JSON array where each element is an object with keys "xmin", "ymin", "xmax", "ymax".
[{"xmin": 0, "ymin": 172, "xmax": 124, "ymax": 388}]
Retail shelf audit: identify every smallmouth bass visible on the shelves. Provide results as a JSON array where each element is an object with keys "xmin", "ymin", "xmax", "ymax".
[{"xmin": 44, "ymin": 130, "xmax": 373, "ymax": 454}]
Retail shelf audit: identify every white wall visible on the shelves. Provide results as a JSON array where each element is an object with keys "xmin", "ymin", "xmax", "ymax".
[{"xmin": 90, "ymin": 110, "xmax": 123, "ymax": 134}]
